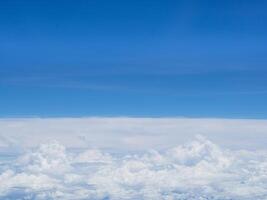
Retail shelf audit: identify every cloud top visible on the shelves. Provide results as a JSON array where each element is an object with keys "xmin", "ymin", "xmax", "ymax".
[{"xmin": 1, "ymin": 136, "xmax": 267, "ymax": 199}]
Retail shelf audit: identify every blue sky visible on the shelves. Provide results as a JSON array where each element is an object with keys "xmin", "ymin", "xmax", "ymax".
[{"xmin": 0, "ymin": 0, "xmax": 267, "ymax": 118}]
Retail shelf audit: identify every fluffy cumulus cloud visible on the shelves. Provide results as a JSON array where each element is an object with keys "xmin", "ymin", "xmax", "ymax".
[{"xmin": 1, "ymin": 136, "xmax": 267, "ymax": 200}]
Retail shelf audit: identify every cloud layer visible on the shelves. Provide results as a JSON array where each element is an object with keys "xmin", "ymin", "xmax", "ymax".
[
  {"xmin": 1, "ymin": 118, "xmax": 267, "ymax": 199},
  {"xmin": 1, "ymin": 117, "xmax": 267, "ymax": 152},
  {"xmin": 1, "ymin": 136, "xmax": 267, "ymax": 199}
]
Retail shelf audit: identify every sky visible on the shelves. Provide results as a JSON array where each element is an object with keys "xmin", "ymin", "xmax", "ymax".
[
  {"xmin": 2, "ymin": 2, "xmax": 267, "ymax": 198},
  {"xmin": 1, "ymin": 0, "xmax": 267, "ymax": 118}
]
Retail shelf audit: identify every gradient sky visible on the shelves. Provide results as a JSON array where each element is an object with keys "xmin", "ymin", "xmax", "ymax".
[{"xmin": 0, "ymin": 0, "xmax": 267, "ymax": 118}]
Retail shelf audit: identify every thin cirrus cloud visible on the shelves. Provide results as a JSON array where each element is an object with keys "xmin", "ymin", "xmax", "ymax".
[{"xmin": 1, "ymin": 70, "xmax": 267, "ymax": 97}]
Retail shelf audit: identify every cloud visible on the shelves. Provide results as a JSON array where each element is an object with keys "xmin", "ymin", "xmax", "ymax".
[
  {"xmin": 1, "ymin": 137, "xmax": 267, "ymax": 199},
  {"xmin": 0, "ymin": 117, "xmax": 267, "ymax": 199},
  {"xmin": 0, "ymin": 117, "xmax": 267, "ymax": 152}
]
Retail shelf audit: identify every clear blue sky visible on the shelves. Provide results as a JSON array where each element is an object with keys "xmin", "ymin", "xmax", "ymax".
[{"xmin": 0, "ymin": 0, "xmax": 267, "ymax": 118}]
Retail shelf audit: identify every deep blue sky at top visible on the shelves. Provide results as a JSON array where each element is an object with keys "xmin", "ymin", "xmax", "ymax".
[{"xmin": 0, "ymin": 0, "xmax": 267, "ymax": 118}]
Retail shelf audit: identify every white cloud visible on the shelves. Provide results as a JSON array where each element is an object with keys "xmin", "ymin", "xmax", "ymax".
[
  {"xmin": 0, "ymin": 117, "xmax": 267, "ymax": 152},
  {"xmin": 1, "ymin": 136, "xmax": 267, "ymax": 199},
  {"xmin": 1, "ymin": 117, "xmax": 267, "ymax": 198},
  {"xmin": 74, "ymin": 149, "xmax": 113, "ymax": 164}
]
